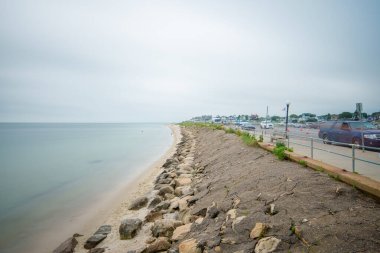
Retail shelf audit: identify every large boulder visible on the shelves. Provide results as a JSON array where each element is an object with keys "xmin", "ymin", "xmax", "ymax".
[
  {"xmin": 151, "ymin": 219, "xmax": 183, "ymax": 237},
  {"xmin": 175, "ymin": 178, "xmax": 192, "ymax": 187},
  {"xmin": 158, "ymin": 186, "xmax": 175, "ymax": 196},
  {"xmin": 250, "ymin": 223, "xmax": 267, "ymax": 239},
  {"xmin": 163, "ymin": 159, "xmax": 174, "ymax": 168},
  {"xmin": 84, "ymin": 234, "xmax": 107, "ymax": 249},
  {"xmin": 152, "ymin": 200, "xmax": 171, "ymax": 212},
  {"xmin": 119, "ymin": 218, "xmax": 142, "ymax": 239},
  {"xmin": 255, "ymin": 237, "xmax": 281, "ymax": 253},
  {"xmin": 129, "ymin": 197, "xmax": 148, "ymax": 210},
  {"xmin": 178, "ymin": 238, "xmax": 202, "ymax": 253},
  {"xmin": 175, "ymin": 186, "xmax": 194, "ymax": 197},
  {"xmin": 172, "ymin": 223, "xmax": 192, "ymax": 241},
  {"xmin": 143, "ymin": 237, "xmax": 171, "ymax": 253},
  {"xmin": 53, "ymin": 236, "xmax": 78, "ymax": 253},
  {"xmin": 148, "ymin": 196, "xmax": 163, "ymax": 208},
  {"xmin": 145, "ymin": 211, "xmax": 163, "ymax": 223},
  {"xmin": 94, "ymin": 225, "xmax": 111, "ymax": 235}
]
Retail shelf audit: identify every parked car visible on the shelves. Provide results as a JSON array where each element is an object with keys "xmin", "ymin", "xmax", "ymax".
[
  {"xmin": 318, "ymin": 121, "xmax": 380, "ymax": 148},
  {"xmin": 260, "ymin": 121, "xmax": 274, "ymax": 129},
  {"xmin": 241, "ymin": 123, "xmax": 256, "ymax": 131},
  {"xmin": 306, "ymin": 122, "xmax": 320, "ymax": 129}
]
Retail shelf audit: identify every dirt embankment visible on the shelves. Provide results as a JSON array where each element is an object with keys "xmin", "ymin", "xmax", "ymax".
[
  {"xmin": 63, "ymin": 126, "xmax": 380, "ymax": 253},
  {"xmin": 177, "ymin": 126, "xmax": 380, "ymax": 252}
]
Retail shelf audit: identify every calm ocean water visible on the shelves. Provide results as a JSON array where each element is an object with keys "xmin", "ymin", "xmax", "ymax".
[{"xmin": 0, "ymin": 123, "xmax": 172, "ymax": 253}]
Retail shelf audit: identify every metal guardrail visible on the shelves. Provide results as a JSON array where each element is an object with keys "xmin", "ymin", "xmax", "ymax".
[{"xmin": 249, "ymin": 129, "xmax": 380, "ymax": 174}]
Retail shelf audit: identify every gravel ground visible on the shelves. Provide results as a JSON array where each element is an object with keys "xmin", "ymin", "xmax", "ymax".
[{"xmin": 176, "ymin": 126, "xmax": 380, "ymax": 253}]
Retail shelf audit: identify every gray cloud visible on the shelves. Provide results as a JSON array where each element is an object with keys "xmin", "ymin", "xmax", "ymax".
[{"xmin": 1, "ymin": 0, "xmax": 379, "ymax": 122}]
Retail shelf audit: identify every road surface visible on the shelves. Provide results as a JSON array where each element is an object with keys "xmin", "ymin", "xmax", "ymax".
[{"xmin": 237, "ymin": 125, "xmax": 380, "ymax": 182}]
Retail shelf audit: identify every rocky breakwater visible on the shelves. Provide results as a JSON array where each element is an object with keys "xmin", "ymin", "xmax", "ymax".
[{"xmin": 116, "ymin": 128, "xmax": 205, "ymax": 253}]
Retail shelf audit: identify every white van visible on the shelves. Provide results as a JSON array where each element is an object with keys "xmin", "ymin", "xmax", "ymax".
[{"xmin": 260, "ymin": 121, "xmax": 274, "ymax": 129}]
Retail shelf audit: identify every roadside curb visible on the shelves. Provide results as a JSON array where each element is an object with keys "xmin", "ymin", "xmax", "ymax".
[{"xmin": 258, "ymin": 142, "xmax": 380, "ymax": 200}]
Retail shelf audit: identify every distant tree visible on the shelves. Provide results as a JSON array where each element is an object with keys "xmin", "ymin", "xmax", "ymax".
[
  {"xmin": 327, "ymin": 113, "xmax": 331, "ymax": 120},
  {"xmin": 306, "ymin": 118, "xmax": 318, "ymax": 122},
  {"xmin": 300, "ymin": 113, "xmax": 316, "ymax": 117},
  {"xmin": 290, "ymin": 114, "xmax": 299, "ymax": 118},
  {"xmin": 338, "ymin": 112, "xmax": 353, "ymax": 119},
  {"xmin": 271, "ymin": 116, "xmax": 281, "ymax": 122}
]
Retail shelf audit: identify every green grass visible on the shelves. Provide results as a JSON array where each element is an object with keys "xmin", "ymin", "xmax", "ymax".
[
  {"xmin": 179, "ymin": 121, "xmax": 259, "ymax": 149},
  {"xmin": 272, "ymin": 142, "xmax": 293, "ymax": 160},
  {"xmin": 298, "ymin": 160, "xmax": 307, "ymax": 167},
  {"xmin": 225, "ymin": 128, "xmax": 236, "ymax": 134},
  {"xmin": 328, "ymin": 174, "xmax": 341, "ymax": 181},
  {"xmin": 179, "ymin": 121, "xmax": 225, "ymax": 131},
  {"xmin": 316, "ymin": 166, "xmax": 324, "ymax": 172},
  {"xmin": 241, "ymin": 132, "xmax": 259, "ymax": 147}
]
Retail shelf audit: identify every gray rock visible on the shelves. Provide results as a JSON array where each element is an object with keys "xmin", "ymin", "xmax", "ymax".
[
  {"xmin": 163, "ymin": 158, "xmax": 174, "ymax": 168},
  {"xmin": 206, "ymin": 206, "xmax": 219, "ymax": 218},
  {"xmin": 84, "ymin": 234, "xmax": 107, "ymax": 249},
  {"xmin": 164, "ymin": 193, "xmax": 176, "ymax": 200},
  {"xmin": 119, "ymin": 218, "xmax": 142, "ymax": 240},
  {"xmin": 94, "ymin": 225, "xmax": 111, "ymax": 235},
  {"xmin": 154, "ymin": 184, "xmax": 170, "ymax": 191},
  {"xmin": 89, "ymin": 248, "xmax": 105, "ymax": 253},
  {"xmin": 163, "ymin": 212, "xmax": 179, "ymax": 220},
  {"xmin": 188, "ymin": 196, "xmax": 198, "ymax": 205},
  {"xmin": 53, "ymin": 236, "xmax": 78, "ymax": 253},
  {"xmin": 158, "ymin": 186, "xmax": 174, "ymax": 196},
  {"xmin": 152, "ymin": 200, "xmax": 171, "ymax": 212},
  {"xmin": 145, "ymin": 211, "xmax": 164, "ymax": 223},
  {"xmin": 129, "ymin": 197, "xmax": 148, "ymax": 210},
  {"xmin": 148, "ymin": 196, "xmax": 163, "ymax": 208},
  {"xmin": 151, "ymin": 219, "xmax": 183, "ymax": 237},
  {"xmin": 158, "ymin": 178, "xmax": 173, "ymax": 184},
  {"xmin": 191, "ymin": 207, "xmax": 207, "ymax": 217}
]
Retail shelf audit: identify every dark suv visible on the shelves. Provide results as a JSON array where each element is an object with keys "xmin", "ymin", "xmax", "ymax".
[{"xmin": 318, "ymin": 121, "xmax": 380, "ymax": 148}]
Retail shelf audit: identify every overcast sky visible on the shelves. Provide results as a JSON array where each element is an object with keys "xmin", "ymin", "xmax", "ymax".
[{"xmin": 0, "ymin": 0, "xmax": 379, "ymax": 122}]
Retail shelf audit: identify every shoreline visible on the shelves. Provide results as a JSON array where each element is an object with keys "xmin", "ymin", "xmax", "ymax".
[
  {"xmin": 42, "ymin": 124, "xmax": 181, "ymax": 253},
  {"xmin": 51, "ymin": 125, "xmax": 380, "ymax": 253}
]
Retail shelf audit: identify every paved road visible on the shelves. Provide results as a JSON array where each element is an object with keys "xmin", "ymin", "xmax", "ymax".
[{"xmin": 237, "ymin": 125, "xmax": 380, "ymax": 182}]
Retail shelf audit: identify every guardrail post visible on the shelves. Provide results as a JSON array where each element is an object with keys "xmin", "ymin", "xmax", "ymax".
[
  {"xmin": 287, "ymin": 135, "xmax": 290, "ymax": 148},
  {"xmin": 311, "ymin": 138, "xmax": 314, "ymax": 159},
  {"xmin": 352, "ymin": 144, "xmax": 356, "ymax": 173}
]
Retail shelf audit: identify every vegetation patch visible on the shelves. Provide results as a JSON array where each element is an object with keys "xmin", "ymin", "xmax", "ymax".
[
  {"xmin": 272, "ymin": 142, "xmax": 292, "ymax": 160},
  {"xmin": 241, "ymin": 132, "xmax": 259, "ymax": 147},
  {"xmin": 298, "ymin": 160, "xmax": 307, "ymax": 167},
  {"xmin": 225, "ymin": 128, "xmax": 236, "ymax": 134}
]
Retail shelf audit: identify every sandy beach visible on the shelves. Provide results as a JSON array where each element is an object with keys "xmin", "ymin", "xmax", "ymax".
[{"xmin": 45, "ymin": 124, "xmax": 181, "ymax": 253}]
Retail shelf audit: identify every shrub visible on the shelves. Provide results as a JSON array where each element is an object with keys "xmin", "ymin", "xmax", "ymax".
[
  {"xmin": 258, "ymin": 135, "xmax": 264, "ymax": 142},
  {"xmin": 273, "ymin": 145, "xmax": 287, "ymax": 160}
]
